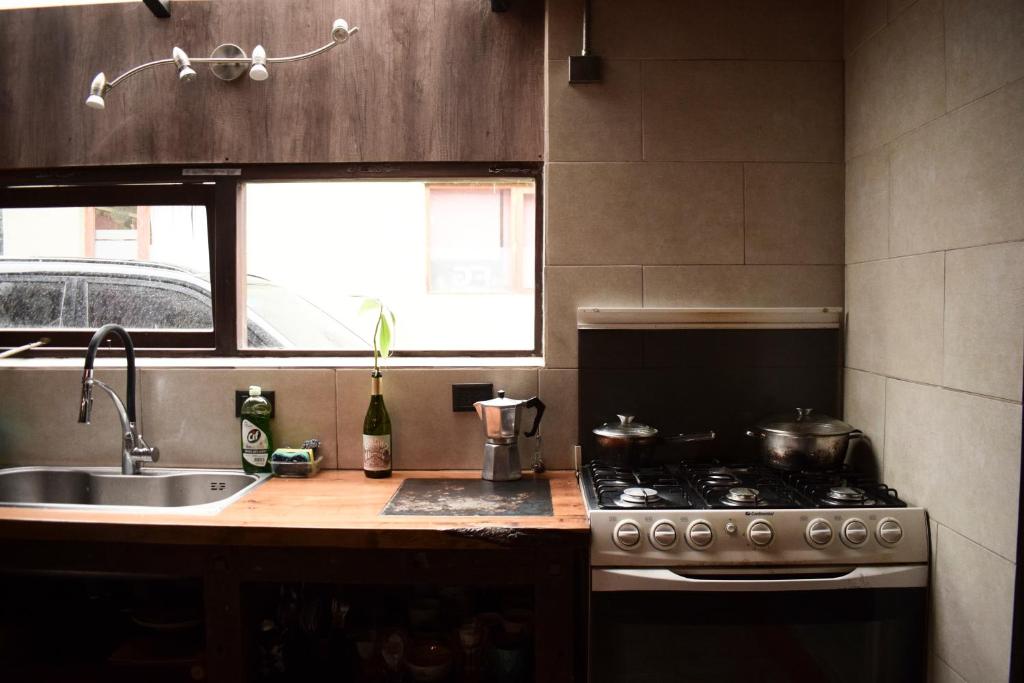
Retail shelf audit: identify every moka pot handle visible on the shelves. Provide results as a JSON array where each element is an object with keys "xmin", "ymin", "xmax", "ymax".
[{"xmin": 523, "ymin": 396, "xmax": 546, "ymax": 438}]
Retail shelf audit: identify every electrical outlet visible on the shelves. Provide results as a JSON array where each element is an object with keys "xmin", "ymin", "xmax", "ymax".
[
  {"xmin": 452, "ymin": 383, "xmax": 493, "ymax": 412},
  {"xmin": 235, "ymin": 390, "xmax": 275, "ymax": 418}
]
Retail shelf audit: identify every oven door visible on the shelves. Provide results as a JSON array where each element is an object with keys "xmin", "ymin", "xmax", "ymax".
[{"xmin": 590, "ymin": 565, "xmax": 927, "ymax": 683}]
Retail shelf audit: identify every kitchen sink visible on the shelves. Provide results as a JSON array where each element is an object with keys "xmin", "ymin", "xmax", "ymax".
[{"xmin": 0, "ymin": 467, "xmax": 271, "ymax": 515}]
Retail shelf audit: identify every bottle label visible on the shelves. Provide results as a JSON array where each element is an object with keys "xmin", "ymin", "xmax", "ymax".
[
  {"xmin": 242, "ymin": 419, "xmax": 269, "ymax": 467},
  {"xmin": 363, "ymin": 434, "xmax": 391, "ymax": 471}
]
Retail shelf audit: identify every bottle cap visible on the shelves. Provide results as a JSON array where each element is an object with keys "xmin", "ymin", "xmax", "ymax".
[{"xmin": 249, "ymin": 385, "xmax": 261, "ymax": 396}]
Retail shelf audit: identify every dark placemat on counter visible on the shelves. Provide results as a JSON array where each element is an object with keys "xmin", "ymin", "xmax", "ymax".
[{"xmin": 381, "ymin": 478, "xmax": 553, "ymax": 516}]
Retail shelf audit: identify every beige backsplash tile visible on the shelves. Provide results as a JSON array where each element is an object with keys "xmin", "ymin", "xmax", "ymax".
[
  {"xmin": 643, "ymin": 265, "xmax": 843, "ymax": 307},
  {"xmin": 744, "ymin": 163, "xmax": 844, "ymax": 265},
  {"xmin": 546, "ymin": 162, "xmax": 743, "ymax": 266},
  {"xmin": 890, "ymin": 79, "xmax": 1024, "ymax": 256},
  {"xmin": 943, "ymin": 242, "xmax": 1024, "ymax": 402},
  {"xmin": 842, "ymin": 368, "xmax": 885, "ymax": 476},
  {"xmin": 845, "ymin": 254, "xmax": 944, "ymax": 384},
  {"xmin": 883, "ymin": 378, "xmax": 1021, "ymax": 561},
  {"xmin": 932, "ymin": 525, "xmax": 1015, "ymax": 682},
  {"xmin": 547, "ymin": 60, "xmax": 642, "ymax": 162},
  {"xmin": 844, "ymin": 146, "xmax": 891, "ymax": 264},
  {"xmin": 537, "ymin": 369, "xmax": 579, "ymax": 471},
  {"xmin": 0, "ymin": 368, "xmax": 131, "ymax": 467},
  {"xmin": 141, "ymin": 369, "xmax": 337, "ymax": 469},
  {"xmin": 845, "ymin": 0, "xmax": 888, "ymax": 56},
  {"xmin": 845, "ymin": 0, "xmax": 945, "ymax": 158},
  {"xmin": 944, "ymin": 0, "xmax": 1024, "ymax": 109},
  {"xmin": 644, "ymin": 60, "xmax": 843, "ymax": 162},
  {"xmin": 544, "ymin": 266, "xmax": 643, "ymax": 369},
  {"xmin": 335, "ymin": 368, "xmax": 539, "ymax": 471}
]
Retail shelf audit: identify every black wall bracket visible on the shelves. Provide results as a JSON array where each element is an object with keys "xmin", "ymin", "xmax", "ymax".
[{"xmin": 142, "ymin": 0, "xmax": 171, "ymax": 18}]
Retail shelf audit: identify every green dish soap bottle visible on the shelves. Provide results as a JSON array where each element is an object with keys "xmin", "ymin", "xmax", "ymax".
[{"xmin": 240, "ymin": 385, "xmax": 273, "ymax": 474}]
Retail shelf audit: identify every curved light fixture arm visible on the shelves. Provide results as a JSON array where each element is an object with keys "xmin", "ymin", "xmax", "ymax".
[{"xmin": 86, "ymin": 19, "xmax": 359, "ymax": 109}]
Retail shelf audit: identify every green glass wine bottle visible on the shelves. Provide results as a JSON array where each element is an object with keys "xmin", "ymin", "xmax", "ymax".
[{"xmin": 362, "ymin": 370, "xmax": 392, "ymax": 478}]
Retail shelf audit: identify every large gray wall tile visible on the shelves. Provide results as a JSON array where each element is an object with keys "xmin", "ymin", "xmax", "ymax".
[
  {"xmin": 845, "ymin": 147, "xmax": 890, "ymax": 264},
  {"xmin": 335, "ymin": 368, "xmax": 538, "ymax": 470},
  {"xmin": 930, "ymin": 657, "xmax": 967, "ymax": 683},
  {"xmin": 537, "ymin": 368, "xmax": 578, "ymax": 470},
  {"xmin": 0, "ymin": 368, "xmax": 131, "ymax": 467},
  {"xmin": 845, "ymin": 0, "xmax": 945, "ymax": 158},
  {"xmin": 644, "ymin": 61, "xmax": 843, "ymax": 162},
  {"xmin": 944, "ymin": 242, "xmax": 1024, "ymax": 401},
  {"xmin": 884, "ymin": 379, "xmax": 1021, "ymax": 560},
  {"xmin": 547, "ymin": 60, "xmax": 642, "ymax": 162},
  {"xmin": 945, "ymin": 0, "xmax": 1024, "ymax": 110},
  {"xmin": 842, "ymin": 369, "xmax": 886, "ymax": 474},
  {"xmin": 644, "ymin": 265, "xmax": 843, "ymax": 307},
  {"xmin": 546, "ymin": 163, "xmax": 743, "ymax": 266},
  {"xmin": 744, "ymin": 163, "xmax": 844, "ymax": 265},
  {"xmin": 845, "ymin": 254, "xmax": 944, "ymax": 383},
  {"xmin": 845, "ymin": 0, "xmax": 888, "ymax": 56},
  {"xmin": 142, "ymin": 369, "xmax": 337, "ymax": 469},
  {"xmin": 932, "ymin": 526, "xmax": 1015, "ymax": 682},
  {"xmin": 547, "ymin": 0, "xmax": 841, "ymax": 62},
  {"xmin": 544, "ymin": 266, "xmax": 643, "ymax": 368},
  {"xmin": 890, "ymin": 79, "xmax": 1024, "ymax": 256}
]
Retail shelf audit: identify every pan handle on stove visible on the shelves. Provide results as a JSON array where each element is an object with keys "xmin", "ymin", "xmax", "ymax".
[
  {"xmin": 591, "ymin": 565, "xmax": 928, "ymax": 592},
  {"xmin": 664, "ymin": 431, "xmax": 716, "ymax": 444}
]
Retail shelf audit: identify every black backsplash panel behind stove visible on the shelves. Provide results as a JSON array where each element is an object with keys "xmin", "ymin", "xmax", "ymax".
[{"xmin": 578, "ymin": 328, "xmax": 841, "ymax": 465}]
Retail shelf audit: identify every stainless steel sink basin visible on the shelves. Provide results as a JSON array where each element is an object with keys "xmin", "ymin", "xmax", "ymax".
[{"xmin": 0, "ymin": 467, "xmax": 271, "ymax": 514}]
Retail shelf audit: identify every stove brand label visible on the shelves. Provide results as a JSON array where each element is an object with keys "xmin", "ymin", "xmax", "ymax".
[{"xmin": 745, "ymin": 511, "xmax": 775, "ymax": 516}]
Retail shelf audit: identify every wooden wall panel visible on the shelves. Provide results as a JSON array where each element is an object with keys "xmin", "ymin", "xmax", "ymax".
[{"xmin": 0, "ymin": 0, "xmax": 544, "ymax": 169}]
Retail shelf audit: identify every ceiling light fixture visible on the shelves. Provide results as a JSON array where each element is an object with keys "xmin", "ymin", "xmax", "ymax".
[{"xmin": 84, "ymin": 18, "xmax": 359, "ymax": 110}]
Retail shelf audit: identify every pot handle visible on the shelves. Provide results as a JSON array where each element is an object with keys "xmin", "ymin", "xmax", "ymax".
[
  {"xmin": 523, "ymin": 396, "xmax": 546, "ymax": 438},
  {"xmin": 745, "ymin": 429, "xmax": 765, "ymax": 439},
  {"xmin": 849, "ymin": 429, "xmax": 864, "ymax": 439},
  {"xmin": 665, "ymin": 431, "xmax": 716, "ymax": 444}
]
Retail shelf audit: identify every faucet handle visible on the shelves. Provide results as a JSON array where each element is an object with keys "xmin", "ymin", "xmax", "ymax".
[{"xmin": 131, "ymin": 442, "xmax": 160, "ymax": 464}]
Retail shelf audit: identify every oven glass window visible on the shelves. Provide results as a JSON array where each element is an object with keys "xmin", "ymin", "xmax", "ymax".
[{"xmin": 590, "ymin": 588, "xmax": 926, "ymax": 683}]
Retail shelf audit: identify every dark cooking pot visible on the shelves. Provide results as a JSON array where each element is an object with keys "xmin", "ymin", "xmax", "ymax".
[
  {"xmin": 746, "ymin": 408, "xmax": 862, "ymax": 471},
  {"xmin": 592, "ymin": 415, "xmax": 715, "ymax": 468}
]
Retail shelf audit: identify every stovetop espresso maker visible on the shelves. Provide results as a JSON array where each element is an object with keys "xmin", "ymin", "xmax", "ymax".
[{"xmin": 473, "ymin": 390, "xmax": 545, "ymax": 481}]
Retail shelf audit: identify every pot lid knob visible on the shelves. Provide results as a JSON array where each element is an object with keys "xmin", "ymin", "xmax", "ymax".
[
  {"xmin": 796, "ymin": 408, "xmax": 813, "ymax": 419},
  {"xmin": 617, "ymin": 414, "xmax": 635, "ymax": 424},
  {"xmin": 498, "ymin": 390, "xmax": 506, "ymax": 399}
]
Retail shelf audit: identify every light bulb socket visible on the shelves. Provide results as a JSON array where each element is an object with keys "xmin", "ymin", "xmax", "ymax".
[
  {"xmin": 172, "ymin": 46, "xmax": 196, "ymax": 82},
  {"xmin": 86, "ymin": 72, "xmax": 109, "ymax": 109},
  {"xmin": 85, "ymin": 94, "xmax": 106, "ymax": 110},
  {"xmin": 332, "ymin": 18, "xmax": 351, "ymax": 43},
  {"xmin": 249, "ymin": 45, "xmax": 269, "ymax": 81}
]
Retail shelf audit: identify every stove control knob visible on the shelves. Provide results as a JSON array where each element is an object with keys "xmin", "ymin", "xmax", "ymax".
[
  {"xmin": 650, "ymin": 520, "xmax": 678, "ymax": 549},
  {"xmin": 686, "ymin": 520, "xmax": 714, "ymax": 550},
  {"xmin": 842, "ymin": 519, "xmax": 869, "ymax": 547},
  {"xmin": 613, "ymin": 520, "xmax": 642, "ymax": 550},
  {"xmin": 747, "ymin": 520, "xmax": 774, "ymax": 547},
  {"xmin": 876, "ymin": 518, "xmax": 903, "ymax": 546},
  {"xmin": 805, "ymin": 519, "xmax": 834, "ymax": 547}
]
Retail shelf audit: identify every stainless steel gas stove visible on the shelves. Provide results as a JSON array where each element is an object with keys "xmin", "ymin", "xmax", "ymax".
[{"xmin": 583, "ymin": 460, "xmax": 930, "ymax": 682}]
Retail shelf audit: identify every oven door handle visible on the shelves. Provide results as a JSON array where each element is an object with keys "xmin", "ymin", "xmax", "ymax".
[{"xmin": 591, "ymin": 565, "xmax": 928, "ymax": 592}]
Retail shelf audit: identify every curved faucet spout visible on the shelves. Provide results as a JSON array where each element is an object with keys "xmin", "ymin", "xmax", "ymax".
[{"xmin": 78, "ymin": 325, "xmax": 158, "ymax": 474}]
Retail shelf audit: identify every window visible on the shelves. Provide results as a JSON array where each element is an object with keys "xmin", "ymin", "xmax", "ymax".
[{"xmin": 0, "ymin": 165, "xmax": 542, "ymax": 357}]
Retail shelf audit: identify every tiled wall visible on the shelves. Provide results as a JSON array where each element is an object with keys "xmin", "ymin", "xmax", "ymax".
[
  {"xmin": 543, "ymin": 0, "xmax": 845, "ymax": 460},
  {"xmin": 843, "ymin": 0, "xmax": 1024, "ymax": 680}
]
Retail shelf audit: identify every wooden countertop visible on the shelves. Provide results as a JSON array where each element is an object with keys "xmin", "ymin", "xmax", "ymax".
[{"xmin": 0, "ymin": 470, "xmax": 588, "ymax": 549}]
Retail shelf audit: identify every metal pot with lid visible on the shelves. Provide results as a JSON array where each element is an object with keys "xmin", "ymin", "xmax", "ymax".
[
  {"xmin": 592, "ymin": 415, "xmax": 715, "ymax": 468},
  {"xmin": 746, "ymin": 408, "xmax": 862, "ymax": 471}
]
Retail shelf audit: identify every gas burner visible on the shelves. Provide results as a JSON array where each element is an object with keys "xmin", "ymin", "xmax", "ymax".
[
  {"xmin": 827, "ymin": 486, "xmax": 865, "ymax": 502},
  {"xmin": 618, "ymin": 487, "xmax": 662, "ymax": 507},
  {"xmin": 722, "ymin": 486, "xmax": 761, "ymax": 506}
]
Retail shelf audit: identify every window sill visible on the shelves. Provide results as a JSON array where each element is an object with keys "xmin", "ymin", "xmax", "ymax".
[{"xmin": 0, "ymin": 356, "xmax": 546, "ymax": 370}]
